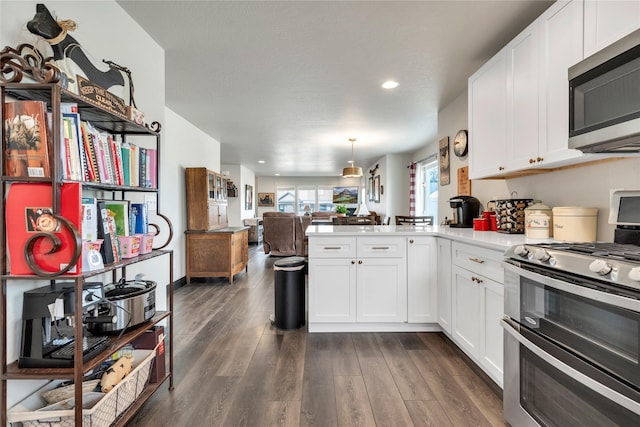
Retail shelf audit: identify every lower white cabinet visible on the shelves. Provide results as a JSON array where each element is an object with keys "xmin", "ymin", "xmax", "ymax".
[
  {"xmin": 451, "ymin": 242, "xmax": 505, "ymax": 387},
  {"xmin": 356, "ymin": 256, "xmax": 407, "ymax": 323},
  {"xmin": 308, "ymin": 257, "xmax": 356, "ymax": 323},
  {"xmin": 436, "ymin": 238, "xmax": 452, "ymax": 333},
  {"xmin": 406, "ymin": 236, "xmax": 437, "ymax": 323}
]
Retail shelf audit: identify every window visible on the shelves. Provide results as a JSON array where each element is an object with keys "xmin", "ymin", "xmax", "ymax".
[
  {"xmin": 276, "ymin": 185, "xmax": 336, "ymax": 214},
  {"xmin": 277, "ymin": 187, "xmax": 295, "ymax": 212},
  {"xmin": 297, "ymin": 186, "xmax": 316, "ymax": 213},
  {"xmin": 417, "ymin": 159, "xmax": 438, "ymax": 224}
]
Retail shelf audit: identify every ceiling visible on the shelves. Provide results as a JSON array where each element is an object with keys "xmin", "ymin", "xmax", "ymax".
[{"xmin": 117, "ymin": 0, "xmax": 554, "ymax": 177}]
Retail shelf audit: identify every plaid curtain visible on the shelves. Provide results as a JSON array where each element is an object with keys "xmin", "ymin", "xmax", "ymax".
[{"xmin": 409, "ymin": 162, "xmax": 416, "ymax": 216}]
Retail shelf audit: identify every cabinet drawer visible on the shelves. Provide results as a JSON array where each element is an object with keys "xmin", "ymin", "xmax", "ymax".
[
  {"xmin": 452, "ymin": 242, "xmax": 505, "ymax": 283},
  {"xmin": 357, "ymin": 236, "xmax": 406, "ymax": 258},
  {"xmin": 308, "ymin": 237, "xmax": 357, "ymax": 258}
]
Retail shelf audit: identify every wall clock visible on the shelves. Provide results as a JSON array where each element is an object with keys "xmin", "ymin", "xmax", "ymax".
[{"xmin": 453, "ymin": 130, "xmax": 468, "ymax": 157}]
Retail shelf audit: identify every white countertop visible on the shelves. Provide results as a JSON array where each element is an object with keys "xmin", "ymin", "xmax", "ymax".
[{"xmin": 306, "ymin": 224, "xmax": 554, "ymax": 252}]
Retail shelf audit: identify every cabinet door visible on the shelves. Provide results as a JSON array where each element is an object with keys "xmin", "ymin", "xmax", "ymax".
[
  {"xmin": 584, "ymin": 0, "xmax": 640, "ymax": 58},
  {"xmin": 538, "ymin": 0, "xmax": 585, "ymax": 165},
  {"xmin": 451, "ymin": 265, "xmax": 482, "ymax": 358},
  {"xmin": 356, "ymin": 257, "xmax": 407, "ymax": 323},
  {"xmin": 436, "ymin": 238, "xmax": 452, "ymax": 333},
  {"xmin": 468, "ymin": 49, "xmax": 509, "ymax": 179},
  {"xmin": 208, "ymin": 201, "xmax": 220, "ymax": 229},
  {"xmin": 407, "ymin": 237, "xmax": 437, "ymax": 323},
  {"xmin": 308, "ymin": 258, "xmax": 356, "ymax": 323},
  {"xmin": 506, "ymin": 22, "xmax": 540, "ymax": 170},
  {"xmin": 481, "ymin": 277, "xmax": 504, "ymax": 387}
]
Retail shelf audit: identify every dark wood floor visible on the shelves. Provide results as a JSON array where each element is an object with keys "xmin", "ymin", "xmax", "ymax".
[{"xmin": 129, "ymin": 244, "xmax": 505, "ymax": 426}]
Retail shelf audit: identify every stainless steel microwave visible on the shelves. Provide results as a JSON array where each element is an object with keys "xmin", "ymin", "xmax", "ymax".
[{"xmin": 569, "ymin": 27, "xmax": 640, "ymax": 153}]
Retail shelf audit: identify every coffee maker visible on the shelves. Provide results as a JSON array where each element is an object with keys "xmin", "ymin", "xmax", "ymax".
[
  {"xmin": 19, "ymin": 282, "xmax": 111, "ymax": 368},
  {"xmin": 449, "ymin": 196, "xmax": 481, "ymax": 228}
]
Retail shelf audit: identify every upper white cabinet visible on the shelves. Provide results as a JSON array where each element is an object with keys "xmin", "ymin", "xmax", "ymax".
[
  {"xmin": 584, "ymin": 0, "xmax": 640, "ymax": 58},
  {"xmin": 469, "ymin": 0, "xmax": 630, "ymax": 180},
  {"xmin": 468, "ymin": 48, "xmax": 509, "ymax": 178}
]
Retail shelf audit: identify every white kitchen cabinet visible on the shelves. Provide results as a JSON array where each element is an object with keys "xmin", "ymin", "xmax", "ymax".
[
  {"xmin": 469, "ymin": 0, "xmax": 619, "ymax": 179},
  {"xmin": 505, "ymin": 20, "xmax": 540, "ymax": 171},
  {"xmin": 308, "ymin": 237, "xmax": 357, "ymax": 323},
  {"xmin": 308, "ymin": 257, "xmax": 357, "ymax": 323},
  {"xmin": 406, "ymin": 236, "xmax": 437, "ymax": 323},
  {"xmin": 584, "ymin": 0, "xmax": 640, "ymax": 58},
  {"xmin": 308, "ymin": 236, "xmax": 409, "ymax": 326},
  {"xmin": 436, "ymin": 238, "xmax": 452, "ymax": 333},
  {"xmin": 468, "ymin": 48, "xmax": 509, "ymax": 179},
  {"xmin": 356, "ymin": 257, "xmax": 407, "ymax": 323},
  {"xmin": 451, "ymin": 242, "xmax": 505, "ymax": 387}
]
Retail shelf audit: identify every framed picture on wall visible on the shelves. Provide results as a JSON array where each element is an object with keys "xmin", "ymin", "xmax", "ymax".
[
  {"xmin": 439, "ymin": 136, "xmax": 450, "ymax": 186},
  {"xmin": 373, "ymin": 175, "xmax": 381, "ymax": 203},
  {"xmin": 258, "ymin": 192, "xmax": 274, "ymax": 207},
  {"xmin": 245, "ymin": 185, "xmax": 253, "ymax": 210},
  {"xmin": 368, "ymin": 176, "xmax": 374, "ymax": 201}
]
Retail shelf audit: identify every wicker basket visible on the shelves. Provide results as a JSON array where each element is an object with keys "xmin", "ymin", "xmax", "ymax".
[{"xmin": 8, "ymin": 349, "xmax": 155, "ymax": 427}]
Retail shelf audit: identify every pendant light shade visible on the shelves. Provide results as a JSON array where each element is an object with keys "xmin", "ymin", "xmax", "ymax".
[{"xmin": 342, "ymin": 138, "xmax": 363, "ymax": 178}]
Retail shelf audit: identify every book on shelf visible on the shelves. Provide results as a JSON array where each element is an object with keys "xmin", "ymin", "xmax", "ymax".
[
  {"xmin": 147, "ymin": 147, "xmax": 157, "ymax": 188},
  {"xmin": 63, "ymin": 112, "xmax": 85, "ymax": 181},
  {"xmin": 129, "ymin": 143, "xmax": 139, "ymax": 187},
  {"xmin": 130, "ymin": 202, "xmax": 149, "ymax": 234},
  {"xmin": 139, "ymin": 147, "xmax": 147, "ymax": 188},
  {"xmin": 62, "ymin": 113, "xmax": 83, "ymax": 181},
  {"xmin": 80, "ymin": 121, "xmax": 99, "ymax": 182},
  {"xmin": 3, "ymin": 100, "xmax": 51, "ymax": 178},
  {"xmin": 102, "ymin": 200, "xmax": 130, "ymax": 236},
  {"xmin": 5, "ymin": 182, "xmax": 82, "ymax": 275},
  {"xmin": 121, "ymin": 142, "xmax": 131, "ymax": 186},
  {"xmin": 81, "ymin": 197, "xmax": 98, "ymax": 242},
  {"xmin": 96, "ymin": 200, "xmax": 119, "ymax": 264}
]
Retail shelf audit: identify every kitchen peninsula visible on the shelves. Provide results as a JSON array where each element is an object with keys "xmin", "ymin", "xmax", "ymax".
[{"xmin": 306, "ymin": 224, "xmax": 534, "ymax": 387}]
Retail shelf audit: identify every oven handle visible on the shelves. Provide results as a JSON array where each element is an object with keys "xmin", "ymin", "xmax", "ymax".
[
  {"xmin": 501, "ymin": 318, "xmax": 640, "ymax": 416},
  {"xmin": 503, "ymin": 261, "xmax": 640, "ymax": 313}
]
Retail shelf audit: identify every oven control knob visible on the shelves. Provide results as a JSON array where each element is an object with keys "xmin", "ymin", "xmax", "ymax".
[
  {"xmin": 514, "ymin": 245, "xmax": 529, "ymax": 257},
  {"xmin": 628, "ymin": 267, "xmax": 640, "ymax": 282},
  {"xmin": 534, "ymin": 249, "xmax": 551, "ymax": 262},
  {"xmin": 589, "ymin": 260, "xmax": 612, "ymax": 276}
]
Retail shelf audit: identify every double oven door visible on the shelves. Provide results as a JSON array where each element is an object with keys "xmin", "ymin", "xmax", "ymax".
[{"xmin": 502, "ymin": 261, "xmax": 640, "ymax": 427}]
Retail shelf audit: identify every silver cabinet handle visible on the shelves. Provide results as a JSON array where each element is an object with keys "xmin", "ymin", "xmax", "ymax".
[
  {"xmin": 469, "ymin": 257, "xmax": 485, "ymax": 264},
  {"xmin": 323, "ymin": 246, "xmax": 342, "ymax": 250},
  {"xmin": 371, "ymin": 246, "xmax": 390, "ymax": 250}
]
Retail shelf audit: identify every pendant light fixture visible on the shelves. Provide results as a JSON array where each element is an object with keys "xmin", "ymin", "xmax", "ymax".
[{"xmin": 342, "ymin": 138, "xmax": 363, "ymax": 178}]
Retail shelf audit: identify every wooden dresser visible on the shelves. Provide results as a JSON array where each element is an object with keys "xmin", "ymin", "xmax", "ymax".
[{"xmin": 185, "ymin": 227, "xmax": 249, "ymax": 284}]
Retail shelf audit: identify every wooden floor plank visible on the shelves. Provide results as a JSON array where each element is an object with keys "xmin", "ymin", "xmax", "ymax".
[
  {"xmin": 453, "ymin": 374, "xmax": 505, "ymax": 427},
  {"xmin": 408, "ymin": 349, "xmax": 496, "ymax": 427},
  {"xmin": 334, "ymin": 375, "xmax": 377, "ymax": 427},
  {"xmin": 352, "ymin": 333, "xmax": 415, "ymax": 427},
  {"xmin": 300, "ymin": 333, "xmax": 339, "ymax": 427},
  {"xmin": 271, "ymin": 330, "xmax": 307, "ymax": 401},
  {"xmin": 405, "ymin": 400, "xmax": 455, "ymax": 427},
  {"xmin": 263, "ymin": 401, "xmax": 302, "ymax": 427},
  {"xmin": 375, "ymin": 333, "xmax": 436, "ymax": 401}
]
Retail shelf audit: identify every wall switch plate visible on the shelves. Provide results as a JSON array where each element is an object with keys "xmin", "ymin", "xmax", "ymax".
[{"xmin": 144, "ymin": 195, "xmax": 157, "ymax": 212}]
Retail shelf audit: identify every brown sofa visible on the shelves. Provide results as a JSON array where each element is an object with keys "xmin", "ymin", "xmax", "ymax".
[{"xmin": 262, "ymin": 212, "xmax": 311, "ymax": 256}]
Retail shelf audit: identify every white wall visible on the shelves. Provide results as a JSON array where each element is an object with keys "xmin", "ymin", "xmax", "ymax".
[{"xmin": 221, "ymin": 163, "xmax": 255, "ymax": 225}]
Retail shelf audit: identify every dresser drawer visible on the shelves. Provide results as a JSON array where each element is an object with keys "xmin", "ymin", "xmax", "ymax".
[
  {"xmin": 452, "ymin": 242, "xmax": 505, "ymax": 283},
  {"xmin": 357, "ymin": 236, "xmax": 406, "ymax": 258},
  {"xmin": 308, "ymin": 237, "xmax": 357, "ymax": 258}
]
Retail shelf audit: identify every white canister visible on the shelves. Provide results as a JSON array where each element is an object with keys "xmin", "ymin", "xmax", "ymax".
[
  {"xmin": 552, "ymin": 207, "xmax": 598, "ymax": 242},
  {"xmin": 525, "ymin": 202, "xmax": 553, "ymax": 239}
]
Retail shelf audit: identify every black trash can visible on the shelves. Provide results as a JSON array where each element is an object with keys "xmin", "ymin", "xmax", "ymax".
[{"xmin": 272, "ymin": 256, "xmax": 306, "ymax": 330}]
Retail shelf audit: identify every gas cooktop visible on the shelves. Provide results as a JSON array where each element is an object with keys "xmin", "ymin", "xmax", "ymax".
[{"xmin": 505, "ymin": 242, "xmax": 640, "ymax": 292}]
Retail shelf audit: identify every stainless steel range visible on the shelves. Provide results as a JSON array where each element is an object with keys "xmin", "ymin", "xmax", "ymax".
[{"xmin": 502, "ymin": 190, "xmax": 640, "ymax": 427}]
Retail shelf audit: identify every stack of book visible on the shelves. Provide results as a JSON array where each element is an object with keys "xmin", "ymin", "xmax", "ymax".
[{"xmin": 58, "ymin": 102, "xmax": 157, "ymax": 187}]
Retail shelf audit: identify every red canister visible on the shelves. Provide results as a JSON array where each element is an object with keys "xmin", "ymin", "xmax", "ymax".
[{"xmin": 473, "ymin": 218, "xmax": 490, "ymax": 231}]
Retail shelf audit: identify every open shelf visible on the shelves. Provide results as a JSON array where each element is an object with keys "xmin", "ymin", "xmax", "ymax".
[{"xmin": 4, "ymin": 311, "xmax": 170, "ymax": 380}]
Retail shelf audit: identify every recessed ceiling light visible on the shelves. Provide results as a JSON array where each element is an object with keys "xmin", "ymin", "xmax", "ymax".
[
  {"xmin": 382, "ymin": 80, "xmax": 399, "ymax": 89},
  {"xmin": 275, "ymin": 173, "xmax": 280, "ymax": 176},
  {"xmin": 258, "ymin": 160, "xmax": 265, "ymax": 164}
]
